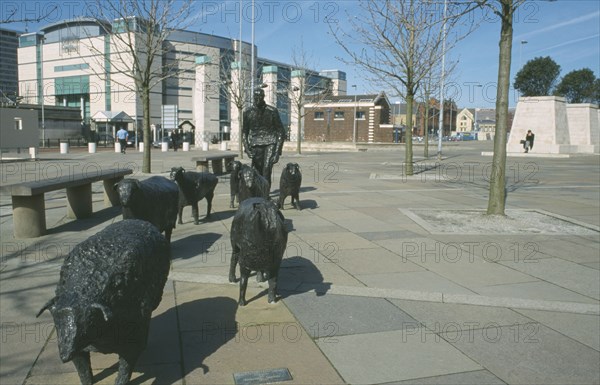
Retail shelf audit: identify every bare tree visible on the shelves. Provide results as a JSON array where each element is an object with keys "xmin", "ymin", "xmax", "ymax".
[
  {"xmin": 483, "ymin": 0, "xmax": 526, "ymax": 216},
  {"xmin": 86, "ymin": 0, "xmax": 196, "ymax": 173},
  {"xmin": 286, "ymin": 42, "xmax": 331, "ymax": 154},
  {"xmin": 221, "ymin": 48, "xmax": 252, "ymax": 159},
  {"xmin": 330, "ymin": 0, "xmax": 478, "ymax": 176},
  {"xmin": 418, "ymin": 58, "xmax": 458, "ymax": 158}
]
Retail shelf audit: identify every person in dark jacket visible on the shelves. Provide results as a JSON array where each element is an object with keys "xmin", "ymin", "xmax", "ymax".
[{"xmin": 523, "ymin": 130, "xmax": 535, "ymax": 153}]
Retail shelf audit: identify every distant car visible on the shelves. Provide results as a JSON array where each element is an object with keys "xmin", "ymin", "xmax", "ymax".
[
  {"xmin": 126, "ymin": 135, "xmax": 140, "ymax": 147},
  {"xmin": 152, "ymin": 136, "xmax": 173, "ymax": 148},
  {"xmin": 96, "ymin": 134, "xmax": 114, "ymax": 145}
]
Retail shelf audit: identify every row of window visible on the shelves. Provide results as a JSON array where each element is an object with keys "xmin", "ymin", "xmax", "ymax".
[
  {"xmin": 314, "ymin": 111, "xmax": 366, "ymax": 120},
  {"xmin": 55, "ymin": 63, "xmax": 90, "ymax": 72}
]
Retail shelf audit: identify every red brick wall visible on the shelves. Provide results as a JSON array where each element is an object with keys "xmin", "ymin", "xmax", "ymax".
[{"xmin": 304, "ymin": 103, "xmax": 391, "ymax": 142}]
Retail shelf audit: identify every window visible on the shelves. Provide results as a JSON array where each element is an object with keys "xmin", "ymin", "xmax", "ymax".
[
  {"xmin": 14, "ymin": 118, "xmax": 23, "ymax": 130},
  {"xmin": 334, "ymin": 111, "xmax": 344, "ymax": 119},
  {"xmin": 55, "ymin": 63, "xmax": 89, "ymax": 72},
  {"xmin": 314, "ymin": 111, "xmax": 324, "ymax": 120},
  {"xmin": 356, "ymin": 111, "xmax": 365, "ymax": 120}
]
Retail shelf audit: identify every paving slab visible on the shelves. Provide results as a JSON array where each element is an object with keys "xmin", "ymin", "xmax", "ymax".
[
  {"xmin": 583, "ymin": 261, "xmax": 600, "ymax": 270},
  {"xmin": 356, "ymin": 271, "xmax": 477, "ymax": 295},
  {"xmin": 355, "ymin": 230, "xmax": 423, "ymax": 241},
  {"xmin": 390, "ymin": 300, "xmax": 534, "ymax": 331},
  {"xmin": 179, "ymin": 281, "xmax": 296, "ymax": 322},
  {"xmin": 280, "ymin": 212, "xmax": 344, "ymax": 234},
  {"xmin": 474, "ymin": 281, "xmax": 599, "ymax": 304},
  {"xmin": 388, "ymin": 369, "xmax": 506, "ymax": 385},
  {"xmin": 515, "ymin": 308, "xmax": 600, "ymax": 351},
  {"xmin": 316, "ymin": 329, "xmax": 482, "ymax": 384},
  {"xmin": 354, "ymin": 207, "xmax": 424, "ymax": 225},
  {"xmin": 279, "ymin": 254, "xmax": 365, "ymax": 288},
  {"xmin": 333, "ymin": 247, "xmax": 425, "ymax": 275},
  {"xmin": 447, "ymin": 323, "xmax": 600, "ymax": 385},
  {"xmin": 24, "ymin": 363, "xmax": 184, "ymax": 385},
  {"xmin": 499, "ymin": 257, "xmax": 600, "ymax": 299},
  {"xmin": 371, "ymin": 236, "xmax": 446, "ymax": 260},
  {"xmin": 295, "ymin": 231, "xmax": 375, "ymax": 250},
  {"xmin": 524, "ymin": 237, "xmax": 600, "ymax": 264},
  {"xmin": 182, "ymin": 323, "xmax": 344, "ymax": 385},
  {"xmin": 407, "ymin": 253, "xmax": 537, "ymax": 290},
  {"xmin": 306, "ymin": 209, "xmax": 393, "ymax": 233},
  {"xmin": 427, "ymin": 234, "xmax": 556, "ymax": 263},
  {"xmin": 283, "ymin": 292, "xmax": 419, "ymax": 337}
]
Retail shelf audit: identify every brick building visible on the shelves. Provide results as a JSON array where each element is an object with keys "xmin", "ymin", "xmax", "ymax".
[{"xmin": 303, "ymin": 92, "xmax": 393, "ymax": 143}]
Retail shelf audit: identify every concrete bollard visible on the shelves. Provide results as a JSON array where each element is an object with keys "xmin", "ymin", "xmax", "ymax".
[
  {"xmin": 220, "ymin": 142, "xmax": 228, "ymax": 151},
  {"xmin": 161, "ymin": 142, "xmax": 169, "ymax": 152},
  {"xmin": 29, "ymin": 147, "xmax": 38, "ymax": 159},
  {"xmin": 115, "ymin": 142, "xmax": 121, "ymax": 153},
  {"xmin": 60, "ymin": 142, "xmax": 69, "ymax": 154},
  {"xmin": 88, "ymin": 142, "xmax": 97, "ymax": 153},
  {"xmin": 202, "ymin": 142, "xmax": 209, "ymax": 151},
  {"xmin": 139, "ymin": 142, "xmax": 144, "ymax": 152},
  {"xmin": 182, "ymin": 142, "xmax": 190, "ymax": 151}
]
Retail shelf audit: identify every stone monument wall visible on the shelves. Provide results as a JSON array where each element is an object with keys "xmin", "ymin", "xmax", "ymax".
[
  {"xmin": 508, "ymin": 96, "xmax": 599, "ymax": 154},
  {"xmin": 566, "ymin": 103, "xmax": 599, "ymax": 153}
]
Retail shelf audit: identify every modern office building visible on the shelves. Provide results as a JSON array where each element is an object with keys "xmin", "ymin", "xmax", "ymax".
[
  {"xmin": 17, "ymin": 17, "xmax": 343, "ymax": 144},
  {"xmin": 0, "ymin": 27, "xmax": 21, "ymax": 104}
]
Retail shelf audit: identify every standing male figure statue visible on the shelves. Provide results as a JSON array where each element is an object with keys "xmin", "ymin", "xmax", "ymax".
[{"xmin": 242, "ymin": 88, "xmax": 286, "ymax": 187}]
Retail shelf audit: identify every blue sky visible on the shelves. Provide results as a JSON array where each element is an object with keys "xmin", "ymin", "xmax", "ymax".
[{"xmin": 3, "ymin": 0, "xmax": 599, "ymax": 109}]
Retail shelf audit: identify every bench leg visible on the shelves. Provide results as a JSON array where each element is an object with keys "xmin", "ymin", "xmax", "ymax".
[
  {"xmin": 12, "ymin": 195, "xmax": 46, "ymax": 238},
  {"xmin": 66, "ymin": 184, "xmax": 93, "ymax": 219},
  {"xmin": 211, "ymin": 159, "xmax": 224, "ymax": 174},
  {"xmin": 196, "ymin": 161, "xmax": 209, "ymax": 172},
  {"xmin": 103, "ymin": 177, "xmax": 125, "ymax": 207},
  {"xmin": 225, "ymin": 158, "xmax": 235, "ymax": 173}
]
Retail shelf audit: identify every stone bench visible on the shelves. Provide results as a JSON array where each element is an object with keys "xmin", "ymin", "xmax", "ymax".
[
  {"xmin": 191, "ymin": 151, "xmax": 238, "ymax": 174},
  {"xmin": 1, "ymin": 168, "xmax": 133, "ymax": 238}
]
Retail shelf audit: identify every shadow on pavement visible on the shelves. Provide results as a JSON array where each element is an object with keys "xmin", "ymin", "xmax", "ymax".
[
  {"xmin": 205, "ymin": 209, "xmax": 236, "ymax": 222},
  {"xmin": 49, "ymin": 206, "xmax": 121, "ymax": 234},
  {"xmin": 279, "ymin": 256, "xmax": 331, "ymax": 299},
  {"xmin": 295, "ymin": 199, "xmax": 318, "ymax": 210},
  {"xmin": 171, "ymin": 233, "xmax": 222, "ymax": 260},
  {"xmin": 94, "ymin": 297, "xmax": 238, "ymax": 385}
]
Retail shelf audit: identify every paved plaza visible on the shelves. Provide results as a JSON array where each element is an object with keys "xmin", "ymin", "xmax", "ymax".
[{"xmin": 1, "ymin": 141, "xmax": 599, "ymax": 384}]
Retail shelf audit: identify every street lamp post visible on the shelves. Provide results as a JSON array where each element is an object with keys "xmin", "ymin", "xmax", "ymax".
[
  {"xmin": 40, "ymin": 34, "xmax": 46, "ymax": 147},
  {"xmin": 519, "ymin": 40, "xmax": 528, "ymax": 70},
  {"xmin": 518, "ymin": 40, "xmax": 528, "ymax": 100},
  {"xmin": 352, "ymin": 84, "xmax": 357, "ymax": 144},
  {"xmin": 473, "ymin": 84, "xmax": 482, "ymax": 133}
]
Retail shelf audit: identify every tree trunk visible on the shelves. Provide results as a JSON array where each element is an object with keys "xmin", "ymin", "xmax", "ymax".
[
  {"xmin": 487, "ymin": 0, "xmax": 513, "ymax": 216},
  {"xmin": 297, "ymin": 105, "xmax": 302, "ymax": 155},
  {"xmin": 142, "ymin": 89, "xmax": 151, "ymax": 174},
  {"xmin": 296, "ymin": 118, "xmax": 302, "ymax": 154},
  {"xmin": 405, "ymin": 92, "xmax": 414, "ymax": 176},
  {"xmin": 424, "ymin": 99, "xmax": 430, "ymax": 158}
]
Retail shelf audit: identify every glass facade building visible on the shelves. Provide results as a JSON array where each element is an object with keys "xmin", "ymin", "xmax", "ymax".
[{"xmin": 17, "ymin": 18, "xmax": 344, "ymax": 140}]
